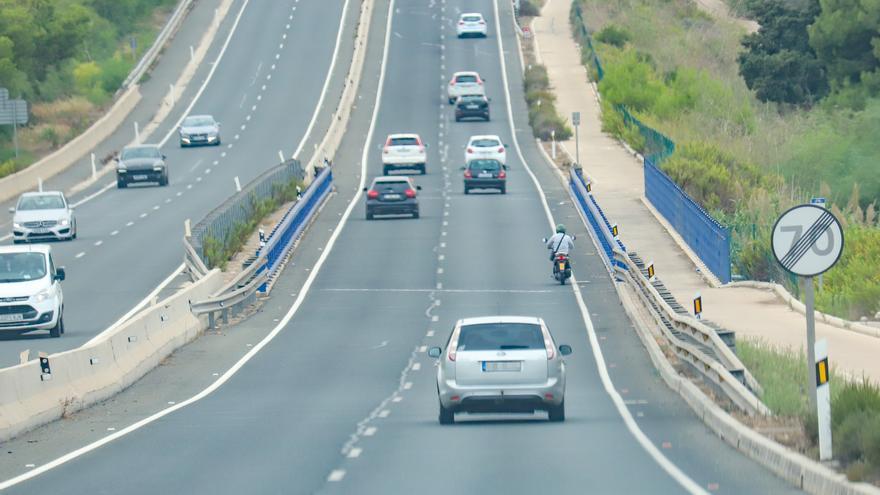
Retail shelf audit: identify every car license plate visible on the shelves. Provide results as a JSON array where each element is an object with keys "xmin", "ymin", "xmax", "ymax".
[
  {"xmin": 478, "ymin": 172, "xmax": 493, "ymax": 178},
  {"xmin": 383, "ymin": 194, "xmax": 401, "ymax": 200},
  {"xmin": 0, "ymin": 313, "xmax": 24, "ymax": 323},
  {"xmin": 559, "ymin": 262, "xmax": 566, "ymax": 270},
  {"xmin": 31, "ymin": 228, "xmax": 49, "ymax": 234},
  {"xmin": 467, "ymin": 104, "xmax": 478, "ymax": 109},
  {"xmin": 483, "ymin": 361, "xmax": 522, "ymax": 372},
  {"xmin": 193, "ymin": 136, "xmax": 205, "ymax": 141},
  {"xmin": 133, "ymin": 174, "xmax": 148, "ymax": 180}
]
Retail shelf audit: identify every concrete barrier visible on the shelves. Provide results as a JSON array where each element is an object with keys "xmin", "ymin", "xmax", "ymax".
[
  {"xmin": 0, "ymin": 270, "xmax": 222, "ymax": 443},
  {"xmin": 0, "ymin": 87, "xmax": 142, "ymax": 204}
]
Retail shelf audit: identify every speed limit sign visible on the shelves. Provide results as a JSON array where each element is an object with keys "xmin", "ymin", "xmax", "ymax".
[{"xmin": 771, "ymin": 204, "xmax": 844, "ymax": 277}]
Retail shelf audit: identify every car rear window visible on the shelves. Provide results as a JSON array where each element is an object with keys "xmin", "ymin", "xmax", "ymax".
[
  {"xmin": 389, "ymin": 137, "xmax": 419, "ymax": 146},
  {"xmin": 455, "ymin": 75, "xmax": 477, "ymax": 83},
  {"xmin": 468, "ymin": 159, "xmax": 501, "ymax": 171},
  {"xmin": 458, "ymin": 323, "xmax": 545, "ymax": 351},
  {"xmin": 463, "ymin": 15, "xmax": 481, "ymax": 22},
  {"xmin": 372, "ymin": 181, "xmax": 410, "ymax": 192},
  {"xmin": 472, "ymin": 138, "xmax": 500, "ymax": 147}
]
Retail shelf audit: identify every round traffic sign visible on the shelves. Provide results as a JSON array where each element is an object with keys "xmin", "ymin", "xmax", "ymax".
[{"xmin": 771, "ymin": 204, "xmax": 844, "ymax": 277}]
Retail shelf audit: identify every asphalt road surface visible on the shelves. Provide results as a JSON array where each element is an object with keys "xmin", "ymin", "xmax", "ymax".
[{"xmin": 2, "ymin": 0, "xmax": 803, "ymax": 493}]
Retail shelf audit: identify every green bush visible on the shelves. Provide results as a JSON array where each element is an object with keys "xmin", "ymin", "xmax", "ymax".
[
  {"xmin": 594, "ymin": 24, "xmax": 630, "ymax": 48},
  {"xmin": 40, "ymin": 126, "xmax": 61, "ymax": 148},
  {"xmin": 522, "ymin": 64, "xmax": 572, "ymax": 141},
  {"xmin": 518, "ymin": 0, "xmax": 540, "ymax": 17}
]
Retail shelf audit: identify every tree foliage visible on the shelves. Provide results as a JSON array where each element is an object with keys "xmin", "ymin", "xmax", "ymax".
[
  {"xmin": 737, "ymin": 0, "xmax": 828, "ymax": 105},
  {"xmin": 809, "ymin": 0, "xmax": 880, "ymax": 87}
]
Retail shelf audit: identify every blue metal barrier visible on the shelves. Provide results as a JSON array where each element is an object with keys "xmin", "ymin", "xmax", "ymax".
[
  {"xmin": 569, "ymin": 169, "xmax": 627, "ymax": 272},
  {"xmin": 256, "ymin": 167, "xmax": 333, "ymax": 292},
  {"xmin": 644, "ymin": 158, "xmax": 731, "ymax": 283}
]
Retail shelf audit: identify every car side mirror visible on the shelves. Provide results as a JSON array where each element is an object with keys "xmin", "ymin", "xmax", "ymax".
[
  {"xmin": 504, "ymin": 144, "xmax": 509, "ymax": 148},
  {"xmin": 55, "ymin": 267, "xmax": 66, "ymax": 282},
  {"xmin": 424, "ymin": 143, "xmax": 429, "ymax": 148},
  {"xmin": 416, "ymin": 185, "xmax": 422, "ymax": 190},
  {"xmin": 559, "ymin": 344, "xmax": 572, "ymax": 356},
  {"xmin": 542, "ymin": 237, "xmax": 548, "ymax": 243},
  {"xmin": 459, "ymin": 166, "xmax": 466, "ymax": 171},
  {"xmin": 8, "ymin": 207, "xmax": 14, "ymax": 214},
  {"xmin": 162, "ymin": 154, "xmax": 167, "ymax": 160},
  {"xmin": 502, "ymin": 165, "xmax": 508, "ymax": 170},
  {"xmin": 571, "ymin": 234, "xmax": 577, "ymax": 240},
  {"xmin": 427, "ymin": 347, "xmax": 442, "ymax": 358},
  {"xmin": 362, "ymin": 187, "xmax": 368, "ymax": 192}
]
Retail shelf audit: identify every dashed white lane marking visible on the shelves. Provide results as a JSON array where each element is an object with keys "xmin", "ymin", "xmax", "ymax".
[
  {"xmin": 431, "ymin": 315, "xmax": 439, "ymax": 322},
  {"xmin": 378, "ymin": 409, "xmax": 390, "ymax": 418},
  {"xmin": 251, "ymin": 104, "xmax": 257, "ymax": 111},
  {"xmin": 176, "ymin": 191, "xmax": 183, "ymax": 197},
  {"xmin": 75, "ymin": 252, "xmax": 85, "ymax": 259},
  {"xmin": 246, "ymin": 115, "xmax": 251, "ymax": 122},
  {"xmin": 441, "ymin": 231, "xmax": 447, "ymax": 236},
  {"xmin": 139, "ymin": 213, "xmax": 147, "ymax": 218},
  {"xmin": 110, "ymin": 230, "xmax": 119, "ymax": 236},
  {"xmin": 166, "ymin": 198, "xmax": 172, "ymax": 203},
  {"xmin": 419, "ymin": 345, "xmax": 428, "ymax": 352},
  {"xmin": 327, "ymin": 470, "xmax": 346, "ymax": 482},
  {"xmin": 426, "ymin": 330, "xmax": 435, "ymax": 337},
  {"xmin": 240, "ymin": 123, "xmax": 246, "ymax": 130},
  {"xmin": 221, "ymin": 151, "xmax": 227, "ymax": 157},
  {"xmin": 289, "ymin": 14, "xmax": 293, "ymax": 20},
  {"xmin": 196, "ymin": 177, "xmax": 202, "ymax": 182},
  {"xmin": 364, "ymin": 427, "xmax": 377, "ymax": 436},
  {"xmin": 261, "ymin": 84, "xmax": 267, "ymax": 91},
  {"xmin": 153, "ymin": 205, "xmax": 160, "ymax": 210},
  {"xmin": 24, "ymin": 465, "xmax": 34, "ymax": 469},
  {"xmin": 213, "ymin": 159, "xmax": 219, "ymax": 165},
  {"xmin": 186, "ymin": 184, "xmax": 193, "ymax": 189},
  {"xmin": 205, "ymin": 168, "xmax": 211, "ymax": 175},
  {"xmin": 438, "ymin": 254, "xmax": 445, "ymax": 261},
  {"xmin": 94, "ymin": 241, "xmax": 103, "ymax": 247},
  {"xmin": 403, "ymin": 381, "xmax": 413, "ymax": 389},
  {"xmin": 286, "ymin": 23, "xmax": 290, "ymax": 28},
  {"xmin": 347, "ymin": 448, "xmax": 362, "ymax": 458},
  {"xmin": 125, "ymin": 221, "xmax": 134, "ymax": 227},
  {"xmin": 257, "ymin": 94, "xmax": 262, "ymax": 100},
  {"xmin": 275, "ymin": 53, "xmax": 280, "ymax": 60},
  {"xmin": 234, "ymin": 134, "xmax": 240, "ymax": 140},
  {"xmin": 436, "ymin": 282, "xmax": 443, "ymax": 290},
  {"xmin": 440, "ymin": 242, "xmax": 446, "ymax": 248},
  {"xmin": 437, "ymin": 268, "xmax": 443, "ymax": 274},
  {"xmin": 392, "ymin": 396, "xmax": 403, "ymax": 402}
]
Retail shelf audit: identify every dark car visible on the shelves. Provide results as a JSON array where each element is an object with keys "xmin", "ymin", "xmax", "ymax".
[
  {"xmin": 455, "ymin": 95, "xmax": 490, "ymax": 122},
  {"xmin": 116, "ymin": 145, "xmax": 169, "ymax": 188},
  {"xmin": 364, "ymin": 177, "xmax": 421, "ymax": 220},
  {"xmin": 463, "ymin": 159, "xmax": 506, "ymax": 194}
]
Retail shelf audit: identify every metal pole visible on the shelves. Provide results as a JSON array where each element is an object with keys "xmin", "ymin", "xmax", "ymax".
[
  {"xmin": 574, "ymin": 125, "xmax": 580, "ymax": 168},
  {"xmin": 551, "ymin": 130, "xmax": 556, "ymax": 159},
  {"xmin": 805, "ymin": 276, "xmax": 818, "ymax": 413},
  {"xmin": 91, "ymin": 153, "xmax": 97, "ymax": 179}
]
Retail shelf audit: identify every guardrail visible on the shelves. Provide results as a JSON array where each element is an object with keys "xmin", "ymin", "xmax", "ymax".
[
  {"xmin": 189, "ymin": 166, "xmax": 333, "ymax": 327},
  {"xmin": 568, "ymin": 168, "xmax": 768, "ymax": 415},
  {"xmin": 121, "ymin": 0, "xmax": 194, "ymax": 90}
]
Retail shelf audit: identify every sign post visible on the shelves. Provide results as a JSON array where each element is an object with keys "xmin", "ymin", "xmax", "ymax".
[
  {"xmin": 772, "ymin": 204, "xmax": 843, "ymax": 458},
  {"xmin": 815, "ymin": 338, "xmax": 832, "ymax": 461},
  {"xmin": 571, "ymin": 111, "xmax": 581, "ymax": 170},
  {"xmin": 0, "ymin": 88, "xmax": 29, "ymax": 157}
]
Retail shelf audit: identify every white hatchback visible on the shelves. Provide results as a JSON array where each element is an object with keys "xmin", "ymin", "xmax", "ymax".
[
  {"xmin": 381, "ymin": 133, "xmax": 427, "ymax": 175},
  {"xmin": 447, "ymin": 71, "xmax": 485, "ymax": 104},
  {"xmin": 457, "ymin": 13, "xmax": 488, "ymax": 38},
  {"xmin": 465, "ymin": 135, "xmax": 507, "ymax": 164}
]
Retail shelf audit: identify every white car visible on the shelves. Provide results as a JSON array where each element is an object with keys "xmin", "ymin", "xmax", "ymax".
[
  {"xmin": 465, "ymin": 135, "xmax": 507, "ymax": 164},
  {"xmin": 382, "ymin": 133, "xmax": 427, "ymax": 175},
  {"xmin": 447, "ymin": 71, "xmax": 485, "ymax": 104},
  {"xmin": 0, "ymin": 244, "xmax": 66, "ymax": 338},
  {"xmin": 457, "ymin": 13, "xmax": 488, "ymax": 38},
  {"xmin": 428, "ymin": 316, "xmax": 572, "ymax": 424},
  {"xmin": 10, "ymin": 191, "xmax": 77, "ymax": 243}
]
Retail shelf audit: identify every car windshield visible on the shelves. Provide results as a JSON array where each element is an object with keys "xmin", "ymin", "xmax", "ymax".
[
  {"xmin": 372, "ymin": 181, "xmax": 410, "ymax": 193},
  {"xmin": 389, "ymin": 137, "xmax": 419, "ymax": 146},
  {"xmin": 457, "ymin": 323, "xmax": 545, "ymax": 351},
  {"xmin": 463, "ymin": 15, "xmax": 481, "ymax": 22},
  {"xmin": 459, "ymin": 96, "xmax": 484, "ymax": 103},
  {"xmin": 121, "ymin": 147, "xmax": 161, "ymax": 160},
  {"xmin": 17, "ymin": 194, "xmax": 64, "ymax": 211},
  {"xmin": 0, "ymin": 252, "xmax": 47, "ymax": 283},
  {"xmin": 455, "ymin": 75, "xmax": 477, "ymax": 83},
  {"xmin": 472, "ymin": 139, "xmax": 500, "ymax": 147},
  {"xmin": 183, "ymin": 116, "xmax": 215, "ymax": 127},
  {"xmin": 468, "ymin": 159, "xmax": 501, "ymax": 171}
]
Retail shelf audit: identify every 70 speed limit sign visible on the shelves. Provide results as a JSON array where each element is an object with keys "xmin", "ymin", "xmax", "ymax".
[{"xmin": 771, "ymin": 204, "xmax": 844, "ymax": 277}]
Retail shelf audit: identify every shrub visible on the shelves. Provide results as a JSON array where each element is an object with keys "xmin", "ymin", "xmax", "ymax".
[
  {"xmin": 594, "ymin": 24, "xmax": 630, "ymax": 48},
  {"xmin": 99, "ymin": 56, "xmax": 133, "ymax": 94},
  {"xmin": 522, "ymin": 64, "xmax": 572, "ymax": 141},
  {"xmin": 40, "ymin": 126, "xmax": 61, "ymax": 148},
  {"xmin": 518, "ymin": 0, "xmax": 540, "ymax": 17}
]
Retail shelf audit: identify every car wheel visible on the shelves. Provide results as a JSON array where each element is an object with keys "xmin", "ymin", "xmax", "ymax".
[
  {"xmin": 548, "ymin": 400, "xmax": 565, "ymax": 422},
  {"xmin": 413, "ymin": 209, "xmax": 420, "ymax": 219},
  {"xmin": 448, "ymin": 98, "xmax": 455, "ymax": 105},
  {"xmin": 455, "ymin": 115, "xmax": 461, "ymax": 122},
  {"xmin": 160, "ymin": 173, "xmax": 169, "ymax": 186},
  {"xmin": 464, "ymin": 187, "xmax": 470, "ymax": 195},
  {"xmin": 382, "ymin": 165, "xmax": 390, "ymax": 176},
  {"xmin": 439, "ymin": 402, "xmax": 455, "ymax": 425},
  {"xmin": 71, "ymin": 223, "xmax": 77, "ymax": 240},
  {"xmin": 366, "ymin": 211, "xmax": 374, "ymax": 220},
  {"xmin": 49, "ymin": 315, "xmax": 63, "ymax": 338},
  {"xmin": 12, "ymin": 239, "xmax": 22, "ymax": 244},
  {"xmin": 117, "ymin": 178, "xmax": 127, "ymax": 189},
  {"xmin": 485, "ymin": 114, "xmax": 491, "ymax": 121},
  {"xmin": 215, "ymin": 139, "xmax": 222, "ymax": 146},
  {"xmin": 419, "ymin": 164, "xmax": 426, "ymax": 175}
]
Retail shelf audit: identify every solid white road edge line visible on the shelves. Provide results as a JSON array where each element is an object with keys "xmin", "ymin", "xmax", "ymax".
[
  {"xmin": 291, "ymin": 0, "xmax": 351, "ymax": 160},
  {"xmin": 491, "ymin": 1, "xmax": 707, "ymax": 494},
  {"xmin": 0, "ymin": 0, "xmax": 394, "ymax": 487}
]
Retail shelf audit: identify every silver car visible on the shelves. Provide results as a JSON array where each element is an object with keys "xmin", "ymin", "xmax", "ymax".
[
  {"xmin": 116, "ymin": 144, "xmax": 169, "ymax": 188},
  {"xmin": 178, "ymin": 114, "xmax": 221, "ymax": 147},
  {"xmin": 428, "ymin": 316, "xmax": 572, "ymax": 424},
  {"xmin": 10, "ymin": 192, "xmax": 77, "ymax": 243}
]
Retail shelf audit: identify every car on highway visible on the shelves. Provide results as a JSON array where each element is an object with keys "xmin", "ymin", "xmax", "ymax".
[
  {"xmin": 9, "ymin": 192, "xmax": 77, "ymax": 244},
  {"xmin": 0, "ymin": 244, "xmax": 65, "ymax": 338},
  {"xmin": 454, "ymin": 95, "xmax": 490, "ymax": 122},
  {"xmin": 447, "ymin": 71, "xmax": 485, "ymax": 104},
  {"xmin": 178, "ymin": 114, "xmax": 221, "ymax": 147},
  {"xmin": 364, "ymin": 176, "xmax": 421, "ymax": 220},
  {"xmin": 116, "ymin": 144, "xmax": 169, "ymax": 188},
  {"xmin": 428, "ymin": 316, "xmax": 572, "ymax": 424},
  {"xmin": 464, "ymin": 135, "xmax": 506, "ymax": 164},
  {"xmin": 456, "ymin": 13, "xmax": 488, "ymax": 38},
  {"xmin": 382, "ymin": 133, "xmax": 427, "ymax": 175},
  {"xmin": 463, "ymin": 159, "xmax": 507, "ymax": 194}
]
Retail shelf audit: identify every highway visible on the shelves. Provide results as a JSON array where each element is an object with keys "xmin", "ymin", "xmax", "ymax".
[
  {"xmin": 0, "ymin": 0, "xmax": 354, "ymax": 365},
  {"xmin": 1, "ymin": 0, "xmax": 802, "ymax": 493}
]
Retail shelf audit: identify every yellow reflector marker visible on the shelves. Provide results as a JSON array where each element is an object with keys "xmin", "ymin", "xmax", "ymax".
[{"xmin": 816, "ymin": 358, "xmax": 829, "ymax": 386}]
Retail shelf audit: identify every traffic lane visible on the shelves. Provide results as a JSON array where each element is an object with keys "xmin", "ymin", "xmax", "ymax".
[{"xmin": 0, "ymin": 0, "xmax": 350, "ymax": 363}]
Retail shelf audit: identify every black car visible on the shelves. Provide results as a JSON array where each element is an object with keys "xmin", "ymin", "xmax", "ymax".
[
  {"xmin": 463, "ymin": 159, "xmax": 506, "ymax": 194},
  {"xmin": 364, "ymin": 177, "xmax": 422, "ymax": 220},
  {"xmin": 455, "ymin": 95, "xmax": 490, "ymax": 122},
  {"xmin": 116, "ymin": 145, "xmax": 169, "ymax": 188}
]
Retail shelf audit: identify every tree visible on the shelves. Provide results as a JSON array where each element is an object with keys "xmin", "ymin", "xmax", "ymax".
[
  {"xmin": 737, "ymin": 0, "xmax": 828, "ymax": 105},
  {"xmin": 809, "ymin": 0, "xmax": 880, "ymax": 86}
]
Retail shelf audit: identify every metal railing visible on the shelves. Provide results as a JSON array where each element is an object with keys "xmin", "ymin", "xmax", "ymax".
[
  {"xmin": 122, "ymin": 0, "xmax": 195, "ymax": 90},
  {"xmin": 189, "ymin": 166, "xmax": 333, "ymax": 327},
  {"xmin": 569, "ymin": 169, "xmax": 768, "ymax": 415}
]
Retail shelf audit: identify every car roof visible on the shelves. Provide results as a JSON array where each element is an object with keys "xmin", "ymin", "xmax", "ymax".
[
  {"xmin": 20, "ymin": 191, "xmax": 64, "ymax": 198},
  {"xmin": 185, "ymin": 114, "xmax": 214, "ymax": 120},
  {"xmin": 372, "ymin": 176, "xmax": 413, "ymax": 183},
  {"xmin": 458, "ymin": 316, "xmax": 543, "ymax": 326},
  {"xmin": 0, "ymin": 244, "xmax": 51, "ymax": 255},
  {"xmin": 387, "ymin": 133, "xmax": 420, "ymax": 139},
  {"xmin": 460, "ymin": 12, "xmax": 483, "ymax": 17},
  {"xmin": 452, "ymin": 71, "xmax": 480, "ymax": 77},
  {"xmin": 123, "ymin": 144, "xmax": 161, "ymax": 150},
  {"xmin": 468, "ymin": 134, "xmax": 502, "ymax": 142}
]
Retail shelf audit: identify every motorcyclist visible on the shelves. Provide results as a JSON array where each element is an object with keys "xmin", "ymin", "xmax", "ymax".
[{"xmin": 545, "ymin": 224, "xmax": 575, "ymax": 262}]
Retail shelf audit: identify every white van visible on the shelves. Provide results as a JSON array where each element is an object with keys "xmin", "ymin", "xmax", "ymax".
[{"xmin": 0, "ymin": 245, "xmax": 65, "ymax": 337}]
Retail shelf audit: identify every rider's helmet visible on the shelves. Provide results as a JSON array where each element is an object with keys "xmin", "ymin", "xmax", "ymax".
[{"xmin": 556, "ymin": 224, "xmax": 566, "ymax": 234}]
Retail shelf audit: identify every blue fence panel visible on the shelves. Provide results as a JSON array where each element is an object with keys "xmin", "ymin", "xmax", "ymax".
[
  {"xmin": 569, "ymin": 170, "xmax": 627, "ymax": 272},
  {"xmin": 644, "ymin": 159, "xmax": 731, "ymax": 283}
]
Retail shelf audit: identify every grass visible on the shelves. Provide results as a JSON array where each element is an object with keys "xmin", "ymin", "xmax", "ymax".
[{"xmin": 737, "ymin": 338, "xmax": 809, "ymax": 417}]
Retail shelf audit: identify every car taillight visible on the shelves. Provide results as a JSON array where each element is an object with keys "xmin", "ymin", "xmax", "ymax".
[
  {"xmin": 464, "ymin": 169, "xmax": 472, "ymax": 178},
  {"xmin": 478, "ymin": 79, "xmax": 483, "ymax": 85},
  {"xmin": 479, "ymin": 20, "xmax": 486, "ymax": 24},
  {"xmin": 448, "ymin": 340, "xmax": 458, "ymax": 361},
  {"xmin": 459, "ymin": 21, "xmax": 464, "ymax": 25},
  {"xmin": 418, "ymin": 145, "xmax": 425, "ymax": 153},
  {"xmin": 405, "ymin": 189, "xmax": 416, "ymax": 198},
  {"xmin": 467, "ymin": 147, "xmax": 474, "ymax": 153},
  {"xmin": 367, "ymin": 190, "xmax": 379, "ymax": 199},
  {"xmin": 498, "ymin": 170, "xmax": 506, "ymax": 179},
  {"xmin": 498, "ymin": 147, "xmax": 505, "ymax": 153},
  {"xmin": 383, "ymin": 146, "xmax": 390, "ymax": 154}
]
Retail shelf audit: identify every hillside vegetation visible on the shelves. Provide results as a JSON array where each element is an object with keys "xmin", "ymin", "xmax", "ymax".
[
  {"xmin": 573, "ymin": 0, "xmax": 880, "ymax": 320},
  {"xmin": 0, "ymin": 0, "xmax": 176, "ymax": 176}
]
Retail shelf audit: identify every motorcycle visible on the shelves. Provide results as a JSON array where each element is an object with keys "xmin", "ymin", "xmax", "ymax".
[{"xmin": 542, "ymin": 235, "xmax": 575, "ymax": 285}]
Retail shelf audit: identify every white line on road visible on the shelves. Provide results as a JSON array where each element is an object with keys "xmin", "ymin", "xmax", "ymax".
[
  {"xmin": 75, "ymin": 252, "xmax": 85, "ymax": 259},
  {"xmin": 70, "ymin": 182, "xmax": 116, "ymax": 209},
  {"xmin": 110, "ymin": 230, "xmax": 119, "ymax": 236},
  {"xmin": 125, "ymin": 221, "xmax": 134, "ymax": 227},
  {"xmin": 347, "ymin": 448, "xmax": 362, "ymax": 458},
  {"xmin": 94, "ymin": 241, "xmax": 103, "ymax": 247},
  {"xmin": 364, "ymin": 426, "xmax": 377, "ymax": 437},
  {"xmin": 327, "ymin": 470, "xmax": 346, "ymax": 482}
]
